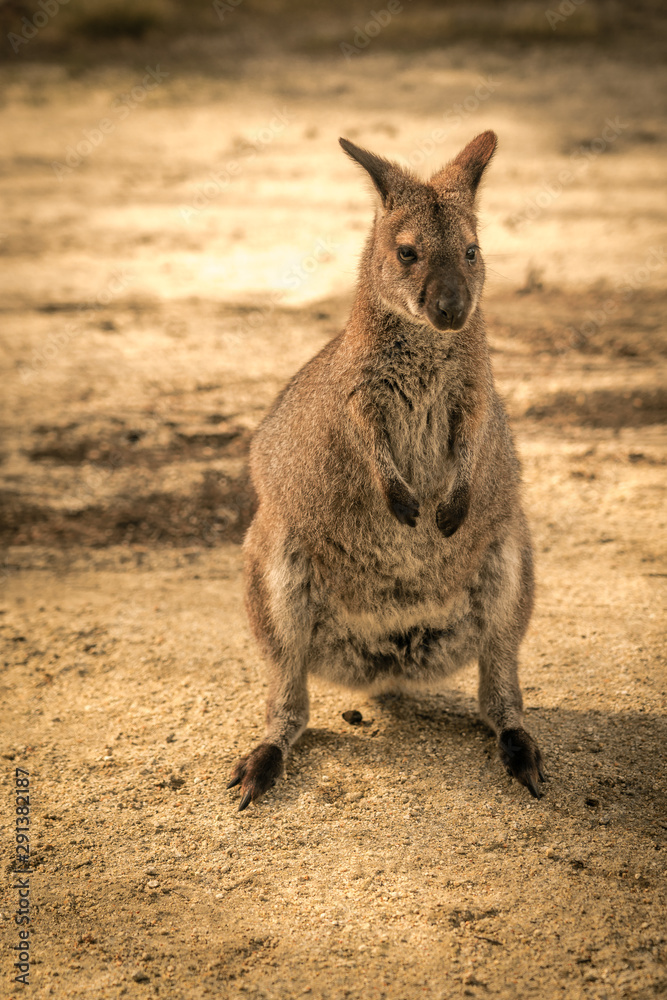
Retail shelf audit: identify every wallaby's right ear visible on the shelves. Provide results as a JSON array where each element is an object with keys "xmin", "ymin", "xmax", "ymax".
[{"xmin": 339, "ymin": 137, "xmax": 409, "ymax": 209}]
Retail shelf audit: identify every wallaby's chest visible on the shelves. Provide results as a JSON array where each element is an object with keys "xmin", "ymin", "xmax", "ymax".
[{"xmin": 383, "ymin": 383, "xmax": 455, "ymax": 490}]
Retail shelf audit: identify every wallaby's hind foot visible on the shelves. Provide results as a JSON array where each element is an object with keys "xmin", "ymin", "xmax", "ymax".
[
  {"xmin": 498, "ymin": 727, "xmax": 546, "ymax": 799},
  {"xmin": 227, "ymin": 742, "xmax": 284, "ymax": 811}
]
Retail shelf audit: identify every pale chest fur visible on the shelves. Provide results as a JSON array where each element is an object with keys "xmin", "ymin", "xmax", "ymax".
[
  {"xmin": 384, "ymin": 390, "xmax": 454, "ymax": 495},
  {"xmin": 362, "ymin": 341, "xmax": 459, "ymax": 495}
]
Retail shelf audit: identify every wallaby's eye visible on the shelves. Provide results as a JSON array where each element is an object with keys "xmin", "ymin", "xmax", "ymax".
[
  {"xmin": 397, "ymin": 245, "xmax": 418, "ymax": 264},
  {"xmin": 465, "ymin": 245, "xmax": 479, "ymax": 262}
]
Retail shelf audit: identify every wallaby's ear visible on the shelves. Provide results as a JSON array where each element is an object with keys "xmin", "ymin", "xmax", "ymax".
[
  {"xmin": 431, "ymin": 130, "xmax": 498, "ymax": 202},
  {"xmin": 339, "ymin": 137, "xmax": 411, "ymax": 209}
]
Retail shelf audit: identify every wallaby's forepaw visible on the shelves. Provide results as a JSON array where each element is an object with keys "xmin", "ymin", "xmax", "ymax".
[
  {"xmin": 498, "ymin": 727, "xmax": 546, "ymax": 799},
  {"xmin": 227, "ymin": 741, "xmax": 284, "ymax": 811},
  {"xmin": 387, "ymin": 482, "xmax": 420, "ymax": 527},
  {"xmin": 436, "ymin": 498, "xmax": 468, "ymax": 537},
  {"xmin": 392, "ymin": 499, "xmax": 420, "ymax": 527}
]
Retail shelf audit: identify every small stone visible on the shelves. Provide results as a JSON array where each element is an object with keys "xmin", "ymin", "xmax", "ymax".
[
  {"xmin": 146, "ymin": 880, "xmax": 159, "ymax": 889},
  {"xmin": 599, "ymin": 815, "xmax": 611, "ymax": 825},
  {"xmin": 133, "ymin": 971, "xmax": 150, "ymax": 983},
  {"xmin": 342, "ymin": 710, "xmax": 363, "ymax": 725},
  {"xmin": 463, "ymin": 973, "xmax": 486, "ymax": 986},
  {"xmin": 146, "ymin": 868, "xmax": 158, "ymax": 876},
  {"xmin": 545, "ymin": 847, "xmax": 556, "ymax": 858}
]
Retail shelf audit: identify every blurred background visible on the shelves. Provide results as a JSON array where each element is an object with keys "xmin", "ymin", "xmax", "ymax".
[{"xmin": 0, "ymin": 0, "xmax": 665, "ymax": 550}]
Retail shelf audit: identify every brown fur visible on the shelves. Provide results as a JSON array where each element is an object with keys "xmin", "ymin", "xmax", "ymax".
[{"xmin": 228, "ymin": 131, "xmax": 545, "ymax": 811}]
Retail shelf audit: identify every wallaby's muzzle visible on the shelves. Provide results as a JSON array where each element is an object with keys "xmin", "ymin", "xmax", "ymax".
[{"xmin": 425, "ymin": 280, "xmax": 471, "ymax": 332}]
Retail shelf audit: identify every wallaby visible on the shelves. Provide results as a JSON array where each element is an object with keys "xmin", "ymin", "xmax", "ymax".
[{"xmin": 228, "ymin": 131, "xmax": 545, "ymax": 811}]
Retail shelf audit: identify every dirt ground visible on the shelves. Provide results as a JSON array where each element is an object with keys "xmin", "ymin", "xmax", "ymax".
[{"xmin": 1, "ymin": 10, "xmax": 666, "ymax": 1000}]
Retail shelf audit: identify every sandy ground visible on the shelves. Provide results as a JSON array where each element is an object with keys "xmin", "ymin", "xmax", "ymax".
[{"xmin": 1, "ymin": 26, "xmax": 666, "ymax": 1000}]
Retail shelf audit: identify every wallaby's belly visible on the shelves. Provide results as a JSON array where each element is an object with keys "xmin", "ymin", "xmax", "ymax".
[
  {"xmin": 249, "ymin": 494, "xmax": 522, "ymax": 692},
  {"xmin": 306, "ymin": 535, "xmax": 502, "ymax": 689},
  {"xmin": 308, "ymin": 583, "xmax": 481, "ymax": 691}
]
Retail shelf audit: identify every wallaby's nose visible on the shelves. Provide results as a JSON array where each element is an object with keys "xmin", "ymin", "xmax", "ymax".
[{"xmin": 436, "ymin": 294, "xmax": 465, "ymax": 328}]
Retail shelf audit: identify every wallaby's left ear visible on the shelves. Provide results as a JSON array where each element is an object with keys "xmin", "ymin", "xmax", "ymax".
[{"xmin": 431, "ymin": 131, "xmax": 498, "ymax": 201}]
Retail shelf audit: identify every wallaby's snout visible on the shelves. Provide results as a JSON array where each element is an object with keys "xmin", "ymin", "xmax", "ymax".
[
  {"xmin": 405, "ymin": 249, "xmax": 479, "ymax": 333},
  {"xmin": 427, "ymin": 273, "xmax": 471, "ymax": 331}
]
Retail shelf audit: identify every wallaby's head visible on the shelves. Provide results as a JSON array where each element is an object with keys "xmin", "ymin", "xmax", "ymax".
[{"xmin": 339, "ymin": 131, "xmax": 497, "ymax": 333}]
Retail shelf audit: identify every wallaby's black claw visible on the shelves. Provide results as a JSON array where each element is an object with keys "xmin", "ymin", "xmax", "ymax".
[
  {"xmin": 227, "ymin": 757, "xmax": 248, "ymax": 789},
  {"xmin": 391, "ymin": 500, "xmax": 420, "ymax": 527},
  {"xmin": 228, "ymin": 741, "xmax": 284, "ymax": 811},
  {"xmin": 436, "ymin": 500, "xmax": 468, "ymax": 537},
  {"xmin": 499, "ymin": 727, "xmax": 545, "ymax": 799},
  {"xmin": 525, "ymin": 775, "xmax": 540, "ymax": 799}
]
